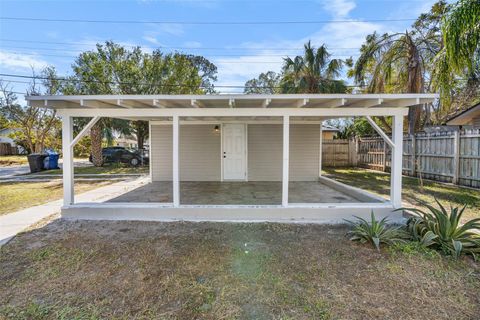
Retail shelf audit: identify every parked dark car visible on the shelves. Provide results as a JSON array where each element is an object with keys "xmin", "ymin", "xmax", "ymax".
[{"xmin": 89, "ymin": 146, "xmax": 146, "ymax": 166}]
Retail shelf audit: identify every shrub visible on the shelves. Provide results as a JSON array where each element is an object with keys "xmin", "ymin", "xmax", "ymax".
[
  {"xmin": 346, "ymin": 211, "xmax": 407, "ymax": 251},
  {"xmin": 404, "ymin": 200, "xmax": 480, "ymax": 260}
]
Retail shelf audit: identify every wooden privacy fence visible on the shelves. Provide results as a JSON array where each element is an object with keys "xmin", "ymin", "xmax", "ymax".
[
  {"xmin": 322, "ymin": 139, "xmax": 357, "ymax": 167},
  {"xmin": 0, "ymin": 143, "xmax": 18, "ymax": 156},
  {"xmin": 355, "ymin": 129, "xmax": 480, "ymax": 188}
]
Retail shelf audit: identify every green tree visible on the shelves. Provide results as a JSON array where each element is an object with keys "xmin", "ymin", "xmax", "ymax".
[
  {"xmin": 352, "ymin": 30, "xmax": 431, "ymax": 134},
  {"xmin": 280, "ymin": 41, "xmax": 347, "ymax": 93},
  {"xmin": 442, "ymin": 0, "xmax": 480, "ymax": 74},
  {"xmin": 0, "ymin": 72, "xmax": 61, "ymax": 154},
  {"xmin": 59, "ymin": 42, "xmax": 217, "ymax": 166},
  {"xmin": 352, "ymin": 1, "xmax": 480, "ymax": 131},
  {"xmin": 244, "ymin": 71, "xmax": 281, "ymax": 94}
]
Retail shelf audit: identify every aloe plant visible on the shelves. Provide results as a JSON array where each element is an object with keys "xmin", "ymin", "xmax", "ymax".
[
  {"xmin": 346, "ymin": 212, "xmax": 407, "ymax": 251},
  {"xmin": 404, "ymin": 199, "xmax": 480, "ymax": 259}
]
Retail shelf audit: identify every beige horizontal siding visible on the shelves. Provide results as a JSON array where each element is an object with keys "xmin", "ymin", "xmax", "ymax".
[
  {"xmin": 179, "ymin": 125, "xmax": 221, "ymax": 181},
  {"xmin": 248, "ymin": 124, "xmax": 319, "ymax": 181},
  {"xmin": 248, "ymin": 124, "xmax": 283, "ymax": 181},
  {"xmin": 151, "ymin": 124, "xmax": 221, "ymax": 181},
  {"xmin": 151, "ymin": 125, "xmax": 173, "ymax": 181},
  {"xmin": 151, "ymin": 123, "xmax": 319, "ymax": 182},
  {"xmin": 290, "ymin": 124, "xmax": 320, "ymax": 181}
]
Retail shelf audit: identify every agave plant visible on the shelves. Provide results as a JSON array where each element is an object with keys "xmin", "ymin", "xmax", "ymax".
[
  {"xmin": 346, "ymin": 212, "xmax": 407, "ymax": 251},
  {"xmin": 404, "ymin": 199, "xmax": 480, "ymax": 259}
]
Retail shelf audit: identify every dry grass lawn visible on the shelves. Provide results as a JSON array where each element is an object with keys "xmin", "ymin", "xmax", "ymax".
[
  {"xmin": 0, "ymin": 155, "xmax": 29, "ymax": 167},
  {"xmin": 36, "ymin": 163, "xmax": 149, "ymax": 175},
  {"xmin": 1, "ymin": 221, "xmax": 479, "ymax": 319},
  {"xmin": 325, "ymin": 168, "xmax": 480, "ymax": 221},
  {"xmin": 0, "ymin": 181, "xmax": 113, "ymax": 215}
]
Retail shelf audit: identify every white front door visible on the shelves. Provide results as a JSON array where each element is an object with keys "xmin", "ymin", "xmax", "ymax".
[{"xmin": 223, "ymin": 124, "xmax": 247, "ymax": 180}]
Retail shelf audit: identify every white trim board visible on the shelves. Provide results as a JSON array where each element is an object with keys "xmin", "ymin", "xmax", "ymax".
[
  {"xmin": 61, "ymin": 203, "xmax": 403, "ymax": 224},
  {"xmin": 56, "ymin": 107, "xmax": 409, "ymax": 118}
]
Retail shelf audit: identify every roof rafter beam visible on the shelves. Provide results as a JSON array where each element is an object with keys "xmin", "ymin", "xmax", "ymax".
[
  {"xmin": 384, "ymin": 97, "xmax": 420, "ymax": 107},
  {"xmin": 116, "ymin": 99, "xmax": 152, "ymax": 109},
  {"xmin": 365, "ymin": 116, "xmax": 394, "ymax": 148},
  {"xmin": 324, "ymin": 98, "xmax": 347, "ymax": 108},
  {"xmin": 191, "ymin": 99, "xmax": 204, "ymax": 108},
  {"xmin": 296, "ymin": 98, "xmax": 309, "ymax": 108},
  {"xmin": 81, "ymin": 99, "xmax": 124, "ymax": 109},
  {"xmin": 30, "ymin": 100, "xmax": 81, "ymax": 109},
  {"xmin": 262, "ymin": 98, "xmax": 272, "ymax": 108},
  {"xmin": 348, "ymin": 98, "xmax": 383, "ymax": 108},
  {"xmin": 152, "ymin": 99, "xmax": 166, "ymax": 108}
]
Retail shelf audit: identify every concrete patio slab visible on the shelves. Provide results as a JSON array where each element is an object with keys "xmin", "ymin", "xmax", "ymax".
[{"xmin": 107, "ymin": 180, "xmax": 378, "ymax": 205}]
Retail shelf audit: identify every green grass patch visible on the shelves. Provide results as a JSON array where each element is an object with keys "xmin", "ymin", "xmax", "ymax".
[
  {"xmin": 0, "ymin": 155, "xmax": 29, "ymax": 166},
  {"xmin": 35, "ymin": 162, "xmax": 149, "ymax": 175},
  {"xmin": 0, "ymin": 180, "xmax": 112, "ymax": 215},
  {"xmin": 324, "ymin": 168, "xmax": 480, "ymax": 221}
]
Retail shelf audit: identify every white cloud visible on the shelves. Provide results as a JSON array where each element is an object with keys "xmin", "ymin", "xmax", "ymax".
[
  {"xmin": 141, "ymin": 23, "xmax": 185, "ymax": 47},
  {"xmin": 0, "ymin": 51, "xmax": 48, "ymax": 71},
  {"xmin": 322, "ymin": 0, "xmax": 356, "ymax": 18},
  {"xmin": 183, "ymin": 41, "xmax": 202, "ymax": 48},
  {"xmin": 143, "ymin": 35, "xmax": 160, "ymax": 45},
  {"xmin": 213, "ymin": 18, "xmax": 383, "ymax": 93}
]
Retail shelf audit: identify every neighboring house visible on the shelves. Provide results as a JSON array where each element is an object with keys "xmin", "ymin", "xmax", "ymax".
[
  {"xmin": 0, "ymin": 128, "xmax": 22, "ymax": 155},
  {"xmin": 26, "ymin": 93, "xmax": 437, "ymax": 223},
  {"xmin": 446, "ymin": 102, "xmax": 480, "ymax": 128},
  {"xmin": 116, "ymin": 134, "xmax": 138, "ymax": 149},
  {"xmin": 320, "ymin": 124, "xmax": 339, "ymax": 139}
]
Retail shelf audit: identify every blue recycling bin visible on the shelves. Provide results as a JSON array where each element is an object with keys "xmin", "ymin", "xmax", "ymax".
[
  {"xmin": 48, "ymin": 153, "xmax": 60, "ymax": 169},
  {"xmin": 43, "ymin": 149, "xmax": 60, "ymax": 170}
]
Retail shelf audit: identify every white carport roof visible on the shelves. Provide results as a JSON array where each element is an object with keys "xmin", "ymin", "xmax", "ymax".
[{"xmin": 26, "ymin": 93, "xmax": 438, "ymax": 109}]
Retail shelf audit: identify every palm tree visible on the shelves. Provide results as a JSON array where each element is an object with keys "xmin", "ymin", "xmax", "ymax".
[
  {"xmin": 353, "ymin": 31, "xmax": 435, "ymax": 134},
  {"xmin": 280, "ymin": 41, "xmax": 347, "ymax": 94},
  {"xmin": 442, "ymin": 0, "xmax": 480, "ymax": 74}
]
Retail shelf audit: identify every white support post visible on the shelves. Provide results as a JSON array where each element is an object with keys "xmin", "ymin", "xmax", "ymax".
[
  {"xmin": 62, "ymin": 115, "xmax": 74, "ymax": 205},
  {"xmin": 172, "ymin": 115, "xmax": 180, "ymax": 207},
  {"xmin": 282, "ymin": 115, "xmax": 290, "ymax": 207},
  {"xmin": 390, "ymin": 115, "xmax": 403, "ymax": 208},
  {"xmin": 148, "ymin": 121, "xmax": 152, "ymax": 182},
  {"xmin": 319, "ymin": 122, "xmax": 323, "ymax": 177}
]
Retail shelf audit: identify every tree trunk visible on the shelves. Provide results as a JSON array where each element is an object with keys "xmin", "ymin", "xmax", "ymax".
[
  {"xmin": 406, "ymin": 32, "xmax": 424, "ymax": 135},
  {"xmin": 134, "ymin": 121, "xmax": 149, "ymax": 150},
  {"xmin": 137, "ymin": 135, "xmax": 144, "ymax": 150},
  {"xmin": 90, "ymin": 122, "xmax": 104, "ymax": 167}
]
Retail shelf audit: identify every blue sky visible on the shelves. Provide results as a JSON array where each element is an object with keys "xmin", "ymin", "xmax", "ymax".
[{"xmin": 1, "ymin": 0, "xmax": 438, "ymax": 97}]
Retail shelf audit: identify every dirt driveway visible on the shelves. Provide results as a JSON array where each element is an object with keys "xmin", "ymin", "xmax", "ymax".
[{"xmin": 1, "ymin": 220, "xmax": 479, "ymax": 319}]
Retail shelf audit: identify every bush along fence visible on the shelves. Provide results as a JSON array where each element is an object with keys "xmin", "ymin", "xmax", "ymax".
[{"xmin": 323, "ymin": 129, "xmax": 480, "ymax": 189}]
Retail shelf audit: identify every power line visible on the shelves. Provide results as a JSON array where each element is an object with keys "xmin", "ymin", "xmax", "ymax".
[
  {"xmin": 0, "ymin": 72, "xmax": 359, "ymax": 90},
  {"xmin": 0, "ymin": 39, "xmax": 360, "ymax": 52},
  {"xmin": 1, "ymin": 49, "xmax": 358, "ymax": 60},
  {"xmin": 0, "ymin": 16, "xmax": 417, "ymax": 25}
]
